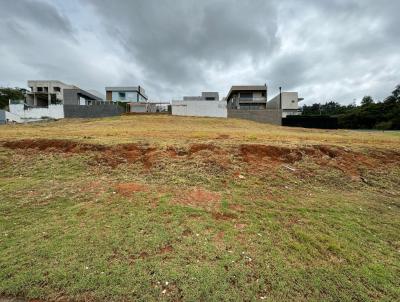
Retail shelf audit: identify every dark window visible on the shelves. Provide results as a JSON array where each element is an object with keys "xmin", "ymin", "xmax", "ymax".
[
  {"xmin": 54, "ymin": 87, "xmax": 61, "ymax": 92},
  {"xmin": 205, "ymin": 97, "xmax": 215, "ymax": 100},
  {"xmin": 44, "ymin": 87, "xmax": 48, "ymax": 92},
  {"xmin": 37, "ymin": 87, "xmax": 43, "ymax": 92},
  {"xmin": 240, "ymin": 92, "xmax": 252, "ymax": 99},
  {"xmin": 119, "ymin": 92, "xmax": 126, "ymax": 99}
]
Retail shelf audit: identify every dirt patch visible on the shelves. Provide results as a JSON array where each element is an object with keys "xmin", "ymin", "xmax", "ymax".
[
  {"xmin": 239, "ymin": 144, "xmax": 303, "ymax": 164},
  {"xmin": 182, "ymin": 229, "xmax": 192, "ymax": 237},
  {"xmin": 189, "ymin": 143, "xmax": 221, "ymax": 155},
  {"xmin": 173, "ymin": 188, "xmax": 221, "ymax": 211},
  {"xmin": 159, "ymin": 244, "xmax": 173, "ymax": 254},
  {"xmin": 212, "ymin": 212, "xmax": 237, "ymax": 221},
  {"xmin": 2, "ymin": 139, "xmax": 105, "ymax": 153},
  {"xmin": 115, "ymin": 182, "xmax": 148, "ymax": 196}
]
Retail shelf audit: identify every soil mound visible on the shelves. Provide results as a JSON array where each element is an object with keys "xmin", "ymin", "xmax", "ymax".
[
  {"xmin": 189, "ymin": 144, "xmax": 221, "ymax": 155},
  {"xmin": 239, "ymin": 144, "xmax": 302, "ymax": 164},
  {"xmin": 2, "ymin": 139, "xmax": 105, "ymax": 153}
]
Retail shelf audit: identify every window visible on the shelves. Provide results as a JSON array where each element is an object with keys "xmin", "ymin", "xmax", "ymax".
[
  {"xmin": 54, "ymin": 87, "xmax": 61, "ymax": 92},
  {"xmin": 119, "ymin": 92, "xmax": 126, "ymax": 100},
  {"xmin": 240, "ymin": 92, "xmax": 252, "ymax": 99},
  {"xmin": 44, "ymin": 87, "xmax": 48, "ymax": 92},
  {"xmin": 205, "ymin": 97, "xmax": 215, "ymax": 100},
  {"xmin": 37, "ymin": 87, "xmax": 43, "ymax": 92}
]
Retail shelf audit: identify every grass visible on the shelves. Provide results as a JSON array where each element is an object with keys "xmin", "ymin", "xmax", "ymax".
[
  {"xmin": 0, "ymin": 116, "xmax": 399, "ymax": 301},
  {"xmin": 0, "ymin": 115, "xmax": 399, "ymax": 148}
]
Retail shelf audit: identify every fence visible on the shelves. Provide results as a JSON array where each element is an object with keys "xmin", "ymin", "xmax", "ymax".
[
  {"xmin": 282, "ymin": 116, "xmax": 338, "ymax": 129},
  {"xmin": 63, "ymin": 104, "xmax": 124, "ymax": 118},
  {"xmin": 227, "ymin": 109, "xmax": 282, "ymax": 125}
]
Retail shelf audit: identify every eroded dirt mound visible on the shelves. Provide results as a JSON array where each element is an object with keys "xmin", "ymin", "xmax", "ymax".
[
  {"xmin": 239, "ymin": 144, "xmax": 303, "ymax": 164},
  {"xmin": 2, "ymin": 139, "xmax": 399, "ymax": 178},
  {"xmin": 189, "ymin": 143, "xmax": 221, "ymax": 155},
  {"xmin": 97, "ymin": 144, "xmax": 158, "ymax": 168},
  {"xmin": 2, "ymin": 139, "xmax": 105, "ymax": 153}
]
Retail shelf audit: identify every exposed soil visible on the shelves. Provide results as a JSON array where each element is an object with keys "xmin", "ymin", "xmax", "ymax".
[
  {"xmin": 2, "ymin": 139, "xmax": 400, "ymax": 178},
  {"xmin": 188, "ymin": 143, "xmax": 221, "ymax": 155},
  {"xmin": 212, "ymin": 212, "xmax": 237, "ymax": 221},
  {"xmin": 239, "ymin": 144, "xmax": 303, "ymax": 164},
  {"xmin": 115, "ymin": 182, "xmax": 149, "ymax": 196},
  {"xmin": 2, "ymin": 139, "xmax": 105, "ymax": 153},
  {"xmin": 173, "ymin": 188, "xmax": 222, "ymax": 211}
]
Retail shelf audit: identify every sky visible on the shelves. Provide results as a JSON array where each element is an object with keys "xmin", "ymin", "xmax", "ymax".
[{"xmin": 0, "ymin": 0, "xmax": 399, "ymax": 104}]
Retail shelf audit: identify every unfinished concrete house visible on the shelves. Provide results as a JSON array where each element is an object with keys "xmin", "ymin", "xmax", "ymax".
[
  {"xmin": 8, "ymin": 80, "xmax": 123, "ymax": 122},
  {"xmin": 26, "ymin": 80, "xmax": 103, "ymax": 107}
]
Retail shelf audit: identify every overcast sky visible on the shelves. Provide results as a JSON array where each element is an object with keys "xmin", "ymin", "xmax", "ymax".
[{"xmin": 0, "ymin": 0, "xmax": 399, "ymax": 104}]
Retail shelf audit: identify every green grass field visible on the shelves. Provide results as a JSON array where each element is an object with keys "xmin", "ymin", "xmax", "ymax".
[{"xmin": 1, "ymin": 116, "xmax": 399, "ymax": 301}]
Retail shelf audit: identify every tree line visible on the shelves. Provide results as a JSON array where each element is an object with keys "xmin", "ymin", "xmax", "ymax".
[{"xmin": 301, "ymin": 85, "xmax": 400, "ymax": 130}]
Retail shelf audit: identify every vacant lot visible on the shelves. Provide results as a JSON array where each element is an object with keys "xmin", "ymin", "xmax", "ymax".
[{"xmin": 1, "ymin": 116, "xmax": 399, "ymax": 301}]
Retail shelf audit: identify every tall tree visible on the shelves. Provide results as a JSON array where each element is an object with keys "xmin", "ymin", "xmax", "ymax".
[{"xmin": 361, "ymin": 96, "xmax": 373, "ymax": 106}]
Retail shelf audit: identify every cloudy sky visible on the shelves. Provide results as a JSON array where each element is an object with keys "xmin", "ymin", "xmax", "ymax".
[{"xmin": 0, "ymin": 0, "xmax": 399, "ymax": 104}]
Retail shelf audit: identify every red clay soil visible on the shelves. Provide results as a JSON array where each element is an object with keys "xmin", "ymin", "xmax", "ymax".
[
  {"xmin": 188, "ymin": 143, "xmax": 221, "ymax": 155},
  {"xmin": 115, "ymin": 182, "xmax": 149, "ymax": 196},
  {"xmin": 2, "ymin": 139, "xmax": 106, "ymax": 153},
  {"xmin": 239, "ymin": 144, "xmax": 303, "ymax": 164},
  {"xmin": 2, "ymin": 139, "xmax": 400, "ymax": 177},
  {"xmin": 173, "ymin": 187, "xmax": 221, "ymax": 210}
]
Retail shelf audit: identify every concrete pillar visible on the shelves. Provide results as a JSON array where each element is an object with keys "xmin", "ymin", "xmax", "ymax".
[
  {"xmin": 48, "ymin": 93, "xmax": 51, "ymax": 106},
  {"xmin": 33, "ymin": 94, "xmax": 37, "ymax": 106}
]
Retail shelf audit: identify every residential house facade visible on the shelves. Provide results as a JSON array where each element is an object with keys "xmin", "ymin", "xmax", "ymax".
[
  {"xmin": 105, "ymin": 86, "xmax": 148, "ymax": 103},
  {"xmin": 226, "ymin": 85, "xmax": 267, "ymax": 110}
]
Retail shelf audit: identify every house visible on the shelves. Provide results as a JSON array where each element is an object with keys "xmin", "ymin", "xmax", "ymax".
[
  {"xmin": 8, "ymin": 80, "xmax": 123, "ymax": 122},
  {"xmin": 267, "ymin": 92, "xmax": 303, "ymax": 117},
  {"xmin": 26, "ymin": 80, "xmax": 103, "ymax": 106},
  {"xmin": 105, "ymin": 86, "xmax": 148, "ymax": 103},
  {"xmin": 172, "ymin": 91, "xmax": 227, "ymax": 118},
  {"xmin": 226, "ymin": 85, "xmax": 267, "ymax": 110},
  {"xmin": 183, "ymin": 92, "xmax": 219, "ymax": 101}
]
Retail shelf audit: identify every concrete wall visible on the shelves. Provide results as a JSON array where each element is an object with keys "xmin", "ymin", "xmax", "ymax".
[
  {"xmin": 227, "ymin": 109, "xmax": 282, "ymax": 125},
  {"xmin": 267, "ymin": 92, "xmax": 299, "ymax": 110},
  {"xmin": 172, "ymin": 100, "xmax": 227, "ymax": 118},
  {"xmin": 9, "ymin": 104, "xmax": 64, "ymax": 121},
  {"xmin": 0, "ymin": 110, "xmax": 5, "ymax": 124},
  {"xmin": 63, "ymin": 104, "xmax": 123, "ymax": 118},
  {"xmin": 5, "ymin": 111, "xmax": 22, "ymax": 123},
  {"xmin": 1, "ymin": 110, "xmax": 22, "ymax": 124}
]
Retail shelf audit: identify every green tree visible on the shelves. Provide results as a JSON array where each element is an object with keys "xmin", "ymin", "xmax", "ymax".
[
  {"xmin": 0, "ymin": 87, "xmax": 27, "ymax": 109},
  {"xmin": 361, "ymin": 96, "xmax": 373, "ymax": 106}
]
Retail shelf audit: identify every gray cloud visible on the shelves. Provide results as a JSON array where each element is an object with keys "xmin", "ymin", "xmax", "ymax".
[
  {"xmin": 0, "ymin": 0, "xmax": 399, "ymax": 104},
  {"xmin": 0, "ymin": 0, "xmax": 72, "ymax": 34},
  {"xmin": 87, "ymin": 0, "xmax": 279, "ymax": 95}
]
